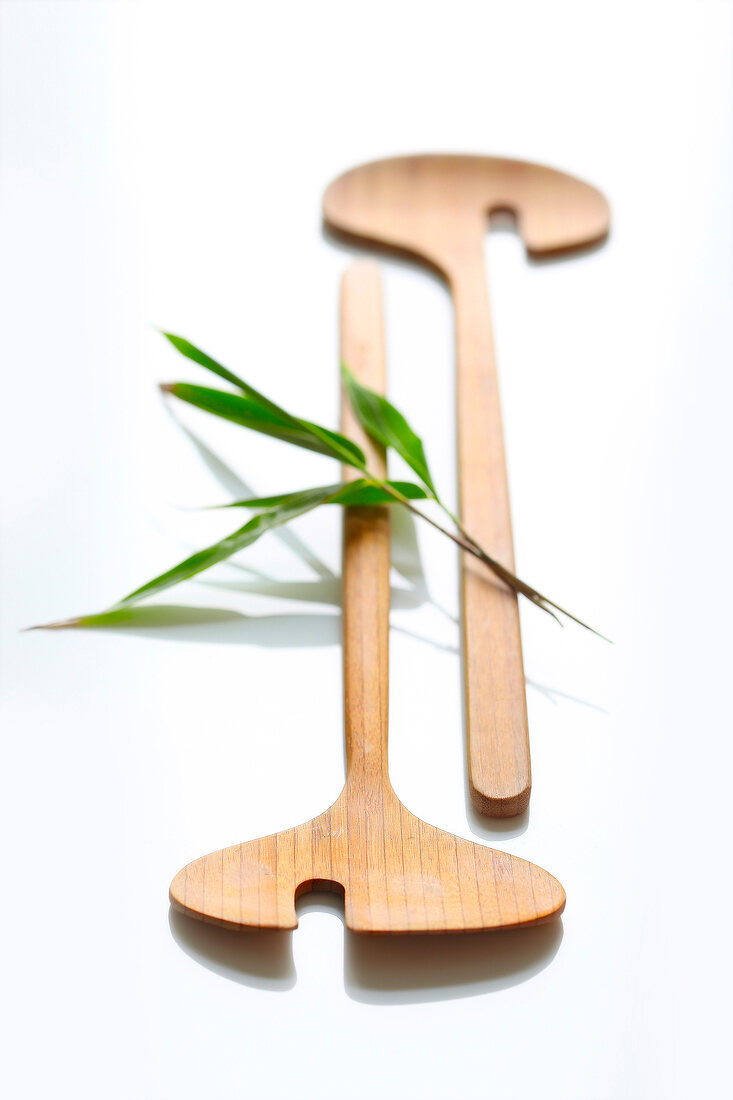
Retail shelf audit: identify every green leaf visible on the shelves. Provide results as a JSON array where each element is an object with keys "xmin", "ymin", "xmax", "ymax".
[
  {"xmin": 120, "ymin": 485, "xmax": 341, "ymax": 605},
  {"xmin": 329, "ymin": 480, "xmax": 428, "ymax": 505},
  {"xmin": 341, "ymin": 363, "xmax": 437, "ymax": 494},
  {"xmin": 216, "ymin": 483, "xmax": 346, "ymax": 509},
  {"xmin": 29, "ymin": 605, "xmax": 246, "ymax": 631},
  {"xmin": 162, "ymin": 334, "xmax": 367, "ymax": 470},
  {"xmin": 221, "ymin": 479, "xmax": 429, "ymax": 509},
  {"xmin": 297, "ymin": 420, "xmax": 367, "ymax": 470},
  {"xmin": 164, "ymin": 382, "xmax": 366, "ymax": 468},
  {"xmin": 162, "ymin": 333, "xmax": 258, "ymax": 395}
]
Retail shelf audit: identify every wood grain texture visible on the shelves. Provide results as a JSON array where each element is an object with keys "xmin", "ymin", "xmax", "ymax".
[
  {"xmin": 169, "ymin": 260, "xmax": 566, "ymax": 933},
  {"xmin": 323, "ymin": 155, "xmax": 610, "ymax": 816}
]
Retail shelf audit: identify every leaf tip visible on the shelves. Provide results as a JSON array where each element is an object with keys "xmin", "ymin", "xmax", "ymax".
[
  {"xmin": 23, "ymin": 617, "xmax": 83, "ymax": 631},
  {"xmin": 161, "ymin": 331, "xmax": 192, "ymax": 357}
]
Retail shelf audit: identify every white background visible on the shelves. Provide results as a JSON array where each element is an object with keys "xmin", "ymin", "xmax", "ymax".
[{"xmin": 2, "ymin": 2, "xmax": 732, "ymax": 1098}]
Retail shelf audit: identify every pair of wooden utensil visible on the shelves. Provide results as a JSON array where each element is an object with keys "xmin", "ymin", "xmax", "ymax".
[{"xmin": 170, "ymin": 156, "xmax": 609, "ymax": 935}]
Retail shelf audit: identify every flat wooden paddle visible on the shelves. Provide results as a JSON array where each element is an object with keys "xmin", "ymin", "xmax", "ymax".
[
  {"xmin": 323, "ymin": 156, "xmax": 609, "ymax": 817},
  {"xmin": 168, "ymin": 261, "xmax": 565, "ymax": 933}
]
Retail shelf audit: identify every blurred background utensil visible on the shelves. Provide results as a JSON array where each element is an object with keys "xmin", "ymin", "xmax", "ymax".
[{"xmin": 324, "ymin": 155, "xmax": 609, "ymax": 816}]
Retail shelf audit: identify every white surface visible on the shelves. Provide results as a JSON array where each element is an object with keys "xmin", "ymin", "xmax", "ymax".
[{"xmin": 1, "ymin": 2, "xmax": 732, "ymax": 1098}]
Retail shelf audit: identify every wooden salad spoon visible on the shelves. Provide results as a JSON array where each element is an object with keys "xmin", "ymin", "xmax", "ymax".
[
  {"xmin": 168, "ymin": 261, "xmax": 566, "ymax": 933},
  {"xmin": 323, "ymin": 156, "xmax": 609, "ymax": 817}
]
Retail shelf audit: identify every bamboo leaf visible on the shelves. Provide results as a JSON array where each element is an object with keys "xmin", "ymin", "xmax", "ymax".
[
  {"xmin": 163, "ymin": 384, "xmax": 340, "ymax": 458},
  {"xmin": 329, "ymin": 480, "xmax": 428, "ymax": 505},
  {"xmin": 220, "ymin": 479, "xmax": 429, "ymax": 509},
  {"xmin": 162, "ymin": 333, "xmax": 260, "ymax": 395},
  {"xmin": 162, "ymin": 334, "xmax": 367, "ymax": 470},
  {"xmin": 37, "ymin": 333, "xmax": 606, "ymax": 639},
  {"xmin": 341, "ymin": 364, "xmax": 437, "ymax": 494},
  {"xmin": 119, "ymin": 485, "xmax": 342, "ymax": 605},
  {"xmin": 163, "ymin": 382, "xmax": 366, "ymax": 468},
  {"xmin": 30, "ymin": 605, "xmax": 245, "ymax": 631}
]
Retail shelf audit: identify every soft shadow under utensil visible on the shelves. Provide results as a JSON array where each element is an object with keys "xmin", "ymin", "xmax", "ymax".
[
  {"xmin": 345, "ymin": 920, "xmax": 563, "ymax": 1004},
  {"xmin": 298, "ymin": 893, "xmax": 562, "ymax": 1003},
  {"xmin": 169, "ymin": 894, "xmax": 562, "ymax": 1002},
  {"xmin": 169, "ymin": 907, "xmax": 295, "ymax": 990}
]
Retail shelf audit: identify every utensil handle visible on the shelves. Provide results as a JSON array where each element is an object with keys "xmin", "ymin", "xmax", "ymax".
[
  {"xmin": 452, "ymin": 251, "xmax": 531, "ymax": 816},
  {"xmin": 340, "ymin": 262, "xmax": 391, "ymax": 782}
]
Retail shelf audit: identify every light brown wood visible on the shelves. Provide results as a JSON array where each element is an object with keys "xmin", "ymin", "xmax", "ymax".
[
  {"xmin": 323, "ymin": 155, "xmax": 610, "ymax": 816},
  {"xmin": 168, "ymin": 260, "xmax": 565, "ymax": 933}
]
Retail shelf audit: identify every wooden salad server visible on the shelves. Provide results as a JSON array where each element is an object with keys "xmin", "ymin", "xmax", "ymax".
[
  {"xmin": 169, "ymin": 261, "xmax": 565, "ymax": 933},
  {"xmin": 323, "ymin": 156, "xmax": 609, "ymax": 817}
]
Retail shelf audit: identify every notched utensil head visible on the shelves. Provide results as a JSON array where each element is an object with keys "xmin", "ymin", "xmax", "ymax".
[
  {"xmin": 169, "ymin": 790, "xmax": 565, "ymax": 934},
  {"xmin": 323, "ymin": 154, "xmax": 610, "ymax": 274}
]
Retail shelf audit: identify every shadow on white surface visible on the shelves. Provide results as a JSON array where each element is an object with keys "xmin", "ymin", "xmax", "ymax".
[
  {"xmin": 168, "ymin": 894, "xmax": 562, "ymax": 1003},
  {"xmin": 165, "ymin": 408, "xmax": 451, "ymax": 598},
  {"xmin": 461, "ymin": 679, "xmax": 609, "ymax": 845},
  {"xmin": 162, "ymin": 403, "xmax": 337, "ymax": 581},
  {"xmin": 61, "ymin": 604, "xmax": 344, "ymax": 647},
  {"xmin": 466, "ymin": 802, "xmax": 530, "ymax": 841},
  {"xmin": 197, "ymin": 575, "xmax": 428, "ymax": 614},
  {"xmin": 169, "ymin": 908, "xmax": 296, "ymax": 990},
  {"xmin": 55, "ymin": 601, "xmax": 455, "ymax": 653},
  {"xmin": 525, "ymin": 677, "xmax": 609, "ymax": 714},
  {"xmin": 345, "ymin": 922, "xmax": 563, "ymax": 1004},
  {"xmin": 36, "ymin": 404, "xmax": 458, "ymax": 646},
  {"xmin": 165, "ymin": 411, "xmax": 456, "ymax": 619}
]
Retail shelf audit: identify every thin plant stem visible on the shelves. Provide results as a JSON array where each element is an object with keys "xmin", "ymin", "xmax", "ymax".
[{"xmin": 362, "ymin": 472, "xmax": 609, "ymax": 641}]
